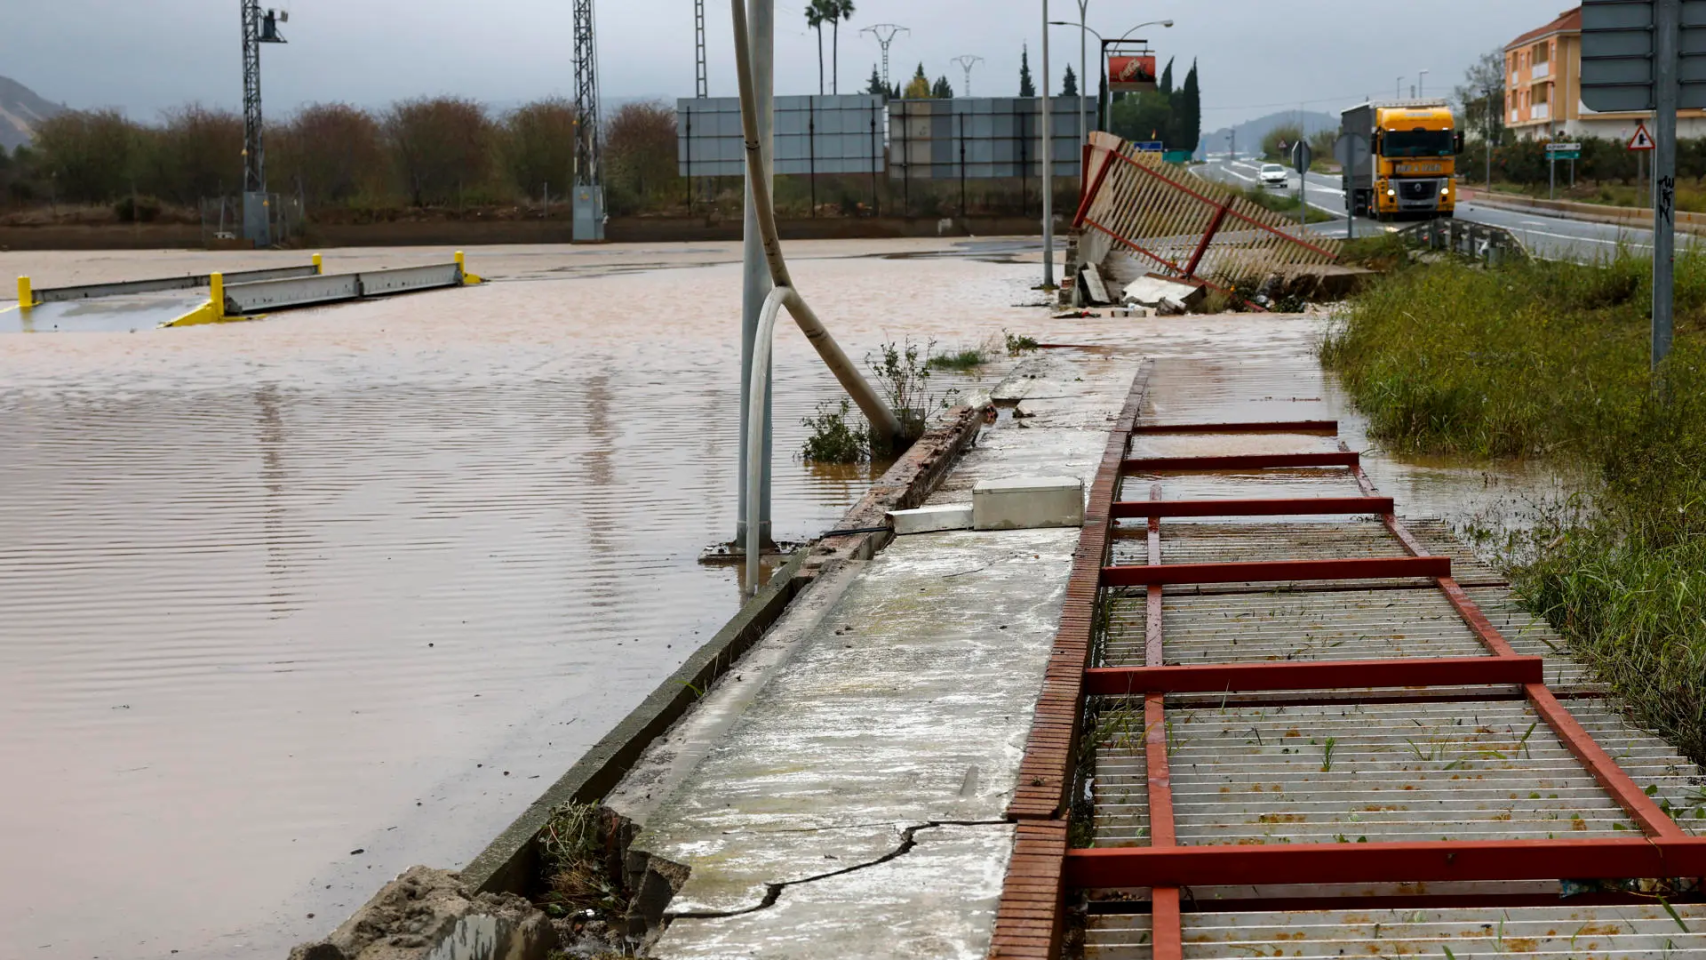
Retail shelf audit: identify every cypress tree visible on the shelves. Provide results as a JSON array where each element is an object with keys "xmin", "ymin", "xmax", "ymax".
[
  {"xmin": 1062, "ymin": 65, "xmax": 1077, "ymax": 96},
  {"xmin": 1178, "ymin": 60, "xmax": 1202, "ymax": 155},
  {"xmin": 867, "ymin": 65, "xmax": 885, "ymax": 96},
  {"xmin": 1159, "ymin": 57, "xmax": 1175, "ymax": 97},
  {"xmin": 1019, "ymin": 45, "xmax": 1037, "ymax": 97}
]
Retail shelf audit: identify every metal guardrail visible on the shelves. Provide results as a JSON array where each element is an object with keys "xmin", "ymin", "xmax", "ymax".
[
  {"xmin": 21, "ymin": 262, "xmax": 320, "ymax": 305},
  {"xmin": 222, "ymin": 263, "xmax": 461, "ymax": 315},
  {"xmin": 1398, "ymin": 217, "xmax": 1529, "ymax": 265}
]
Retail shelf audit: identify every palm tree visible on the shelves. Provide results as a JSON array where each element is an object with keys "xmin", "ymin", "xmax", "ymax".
[
  {"xmin": 826, "ymin": 0, "xmax": 855, "ymax": 95},
  {"xmin": 805, "ymin": 2, "xmax": 827, "ymax": 95}
]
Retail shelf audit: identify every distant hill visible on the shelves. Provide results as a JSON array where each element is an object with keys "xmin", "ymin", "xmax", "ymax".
[
  {"xmin": 1200, "ymin": 109, "xmax": 1338, "ymax": 159},
  {"xmin": 0, "ymin": 76, "xmax": 66, "ymax": 151}
]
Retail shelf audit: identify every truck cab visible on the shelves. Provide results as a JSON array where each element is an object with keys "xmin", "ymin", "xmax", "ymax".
[{"xmin": 1340, "ymin": 101, "xmax": 1463, "ymax": 221}]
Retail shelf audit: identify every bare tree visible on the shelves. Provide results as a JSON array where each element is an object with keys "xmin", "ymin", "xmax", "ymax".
[
  {"xmin": 1455, "ymin": 48, "xmax": 1507, "ymax": 143},
  {"xmin": 501, "ymin": 98, "xmax": 577, "ymax": 201},
  {"xmin": 272, "ymin": 103, "xmax": 387, "ymax": 207},
  {"xmin": 604, "ymin": 101, "xmax": 680, "ymax": 212},
  {"xmin": 384, "ymin": 97, "xmax": 495, "ymax": 207},
  {"xmin": 30, "ymin": 109, "xmax": 143, "ymax": 203},
  {"xmin": 146, "ymin": 104, "xmax": 243, "ymax": 204}
]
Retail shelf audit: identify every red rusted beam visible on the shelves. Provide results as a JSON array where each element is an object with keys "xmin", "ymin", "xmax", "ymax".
[
  {"xmin": 1131, "ymin": 420, "xmax": 1339, "ymax": 434},
  {"xmin": 1526, "ymin": 683, "xmax": 1688, "ymax": 838},
  {"xmin": 1122, "ymin": 451, "xmax": 1359, "ymax": 472},
  {"xmin": 1102, "ymin": 556, "xmax": 1450, "ymax": 587},
  {"xmin": 1182, "ymin": 200, "xmax": 1231, "ymax": 278},
  {"xmin": 1110, "ymin": 496, "xmax": 1394, "ymax": 519},
  {"xmin": 1084, "ymin": 655, "xmax": 1543, "ymax": 696},
  {"xmin": 1065, "ymin": 837, "xmax": 1706, "ymax": 889}
]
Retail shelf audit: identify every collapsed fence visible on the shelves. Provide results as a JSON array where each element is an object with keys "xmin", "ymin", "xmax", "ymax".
[{"xmin": 1074, "ymin": 132, "xmax": 1341, "ymax": 298}]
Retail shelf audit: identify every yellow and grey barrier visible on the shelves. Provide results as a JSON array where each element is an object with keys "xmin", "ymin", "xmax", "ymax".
[{"xmin": 17, "ymin": 275, "xmax": 33, "ymax": 308}]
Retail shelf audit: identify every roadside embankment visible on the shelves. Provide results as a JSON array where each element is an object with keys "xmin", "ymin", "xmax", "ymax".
[{"xmin": 1321, "ymin": 250, "xmax": 1706, "ymax": 762}]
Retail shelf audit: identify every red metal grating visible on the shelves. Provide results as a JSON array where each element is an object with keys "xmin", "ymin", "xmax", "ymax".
[{"xmin": 989, "ymin": 413, "xmax": 1706, "ymax": 960}]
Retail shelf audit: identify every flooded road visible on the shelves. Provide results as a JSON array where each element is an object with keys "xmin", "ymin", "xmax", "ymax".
[
  {"xmin": 0, "ymin": 239, "xmax": 1065, "ymax": 959},
  {"xmin": 0, "ymin": 240, "xmax": 1563, "ymax": 959}
]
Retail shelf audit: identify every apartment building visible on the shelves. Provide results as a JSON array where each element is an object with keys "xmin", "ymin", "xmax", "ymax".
[{"xmin": 1505, "ymin": 6, "xmax": 1706, "ymax": 140}]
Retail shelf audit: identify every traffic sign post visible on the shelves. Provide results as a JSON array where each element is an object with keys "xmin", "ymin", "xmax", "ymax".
[
  {"xmin": 1291, "ymin": 140, "xmax": 1314, "ymax": 228},
  {"xmin": 1334, "ymin": 133, "xmax": 1368, "ymax": 239},
  {"xmin": 1546, "ymin": 143, "xmax": 1581, "ymax": 201},
  {"xmin": 1582, "ymin": 0, "xmax": 1687, "ymax": 372}
]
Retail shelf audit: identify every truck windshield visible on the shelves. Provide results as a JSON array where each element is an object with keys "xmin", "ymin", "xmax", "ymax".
[{"xmin": 1381, "ymin": 129, "xmax": 1453, "ymax": 158}]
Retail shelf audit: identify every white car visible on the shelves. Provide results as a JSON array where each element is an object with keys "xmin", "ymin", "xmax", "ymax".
[{"xmin": 1259, "ymin": 163, "xmax": 1290, "ymax": 187}]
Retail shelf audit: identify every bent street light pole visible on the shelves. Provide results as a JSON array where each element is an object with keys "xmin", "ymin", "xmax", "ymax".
[
  {"xmin": 1078, "ymin": 0, "xmax": 1089, "ymax": 172},
  {"xmin": 1042, "ymin": 0, "xmax": 1054, "ymax": 289},
  {"xmin": 738, "ymin": 0, "xmax": 775, "ymax": 547}
]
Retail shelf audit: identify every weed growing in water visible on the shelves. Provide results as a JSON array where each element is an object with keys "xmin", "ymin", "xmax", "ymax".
[
  {"xmin": 1004, "ymin": 330, "xmax": 1040, "ymax": 355},
  {"xmin": 926, "ymin": 347, "xmax": 988, "ymax": 372},
  {"xmin": 799, "ymin": 398, "xmax": 870, "ymax": 464}
]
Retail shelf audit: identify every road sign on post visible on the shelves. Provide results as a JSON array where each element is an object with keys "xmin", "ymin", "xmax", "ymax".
[
  {"xmin": 1546, "ymin": 142, "xmax": 1582, "ymax": 200},
  {"xmin": 1333, "ymin": 133, "xmax": 1368, "ymax": 239},
  {"xmin": 1290, "ymin": 141, "xmax": 1314, "ymax": 227},
  {"xmin": 1629, "ymin": 122, "xmax": 1656, "ymax": 151},
  {"xmin": 1581, "ymin": 0, "xmax": 1693, "ymax": 372}
]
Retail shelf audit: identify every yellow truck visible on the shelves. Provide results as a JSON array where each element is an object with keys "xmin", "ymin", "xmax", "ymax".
[{"xmin": 1340, "ymin": 99, "xmax": 1463, "ymax": 221}]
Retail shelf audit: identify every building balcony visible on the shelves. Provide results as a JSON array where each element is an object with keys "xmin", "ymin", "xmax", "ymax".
[
  {"xmin": 1533, "ymin": 60, "xmax": 1551, "ymax": 80},
  {"xmin": 1533, "ymin": 102, "xmax": 1551, "ymax": 120}
]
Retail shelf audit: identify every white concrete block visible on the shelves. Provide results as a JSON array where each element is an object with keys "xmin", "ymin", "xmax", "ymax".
[
  {"xmin": 972, "ymin": 476, "xmax": 1085, "ymax": 531},
  {"xmin": 888, "ymin": 503, "xmax": 974, "ymax": 535}
]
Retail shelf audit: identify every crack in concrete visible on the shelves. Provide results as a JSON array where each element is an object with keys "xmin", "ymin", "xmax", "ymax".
[{"xmin": 662, "ymin": 819, "xmax": 1010, "ymax": 923}]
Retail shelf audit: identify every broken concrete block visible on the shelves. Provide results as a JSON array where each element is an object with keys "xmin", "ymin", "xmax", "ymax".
[
  {"xmin": 1121, "ymin": 273, "xmax": 1207, "ymax": 309},
  {"xmin": 1078, "ymin": 263, "xmax": 1111, "ymax": 304},
  {"xmin": 972, "ymin": 477, "xmax": 1085, "ymax": 531},
  {"xmin": 287, "ymin": 866, "xmax": 558, "ymax": 960},
  {"xmin": 1111, "ymin": 306, "xmax": 1149, "ymax": 318},
  {"xmin": 1155, "ymin": 297, "xmax": 1187, "ymax": 316},
  {"xmin": 888, "ymin": 504, "xmax": 975, "ymax": 535}
]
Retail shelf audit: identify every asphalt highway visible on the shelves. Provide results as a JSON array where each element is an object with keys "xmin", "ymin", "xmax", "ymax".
[{"xmin": 1195, "ymin": 157, "xmax": 1668, "ymax": 261}]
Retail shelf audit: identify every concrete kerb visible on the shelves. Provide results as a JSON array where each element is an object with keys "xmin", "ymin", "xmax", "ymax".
[
  {"xmin": 459, "ymin": 402, "xmax": 991, "ymax": 899},
  {"xmin": 1465, "ymin": 190, "xmax": 1706, "ymax": 236}
]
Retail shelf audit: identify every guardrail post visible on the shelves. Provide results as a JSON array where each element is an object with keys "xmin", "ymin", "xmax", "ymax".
[
  {"xmin": 312, "ymin": 252, "xmax": 323, "ymax": 275},
  {"xmin": 17, "ymin": 276, "xmax": 31, "ymax": 308},
  {"xmin": 210, "ymin": 272, "xmax": 225, "ymax": 321}
]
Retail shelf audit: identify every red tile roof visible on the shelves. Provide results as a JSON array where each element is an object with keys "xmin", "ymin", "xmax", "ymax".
[{"xmin": 1507, "ymin": 6, "xmax": 1581, "ymax": 50}]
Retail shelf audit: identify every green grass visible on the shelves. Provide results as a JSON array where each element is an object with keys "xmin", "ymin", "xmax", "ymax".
[{"xmin": 1322, "ymin": 251, "xmax": 1706, "ymax": 762}]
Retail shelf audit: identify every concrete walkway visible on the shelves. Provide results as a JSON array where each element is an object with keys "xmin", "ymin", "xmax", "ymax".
[{"xmin": 604, "ymin": 348, "xmax": 1141, "ymax": 959}]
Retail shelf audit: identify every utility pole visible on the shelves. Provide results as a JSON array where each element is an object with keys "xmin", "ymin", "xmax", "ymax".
[
  {"xmin": 1395, "ymin": 76, "xmax": 1402, "ymax": 98},
  {"xmin": 1418, "ymin": 68, "xmax": 1430, "ymax": 98},
  {"xmin": 738, "ymin": 0, "xmax": 776, "ymax": 548},
  {"xmin": 1041, "ymin": 0, "xmax": 1055, "ymax": 289},
  {"xmin": 240, "ymin": 1, "xmax": 286, "ymax": 247},
  {"xmin": 1485, "ymin": 84, "xmax": 1495, "ymax": 186},
  {"xmin": 952, "ymin": 54, "xmax": 983, "ymax": 97},
  {"xmin": 572, "ymin": 0, "xmax": 605, "ymax": 241},
  {"xmin": 694, "ymin": 0, "xmax": 709, "ymax": 98},
  {"xmin": 861, "ymin": 23, "xmax": 909, "ymax": 91}
]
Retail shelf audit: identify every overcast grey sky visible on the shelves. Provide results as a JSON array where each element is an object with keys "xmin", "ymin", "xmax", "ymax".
[{"xmin": 5, "ymin": 1, "xmax": 1568, "ymax": 127}]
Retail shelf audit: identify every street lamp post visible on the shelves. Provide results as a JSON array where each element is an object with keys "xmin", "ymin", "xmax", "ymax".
[
  {"xmin": 1419, "ymin": 69, "xmax": 1430, "ymax": 99},
  {"xmin": 1042, "ymin": 0, "xmax": 1053, "ymax": 289},
  {"xmin": 1049, "ymin": 19, "xmax": 1173, "ymax": 141}
]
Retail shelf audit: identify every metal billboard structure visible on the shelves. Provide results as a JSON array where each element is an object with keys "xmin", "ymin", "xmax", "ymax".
[
  {"xmin": 677, "ymin": 95, "xmax": 886, "ymax": 177},
  {"xmin": 886, "ymin": 96, "xmax": 1084, "ymax": 180}
]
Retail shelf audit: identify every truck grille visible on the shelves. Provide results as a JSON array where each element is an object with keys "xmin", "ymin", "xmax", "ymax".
[{"xmin": 1398, "ymin": 180, "xmax": 1437, "ymax": 201}]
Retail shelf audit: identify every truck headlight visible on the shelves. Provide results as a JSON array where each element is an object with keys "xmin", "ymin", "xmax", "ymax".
[
  {"xmin": 1441, "ymin": 187, "xmax": 1450, "ymax": 197},
  {"xmin": 1386, "ymin": 188, "xmax": 1396, "ymax": 197}
]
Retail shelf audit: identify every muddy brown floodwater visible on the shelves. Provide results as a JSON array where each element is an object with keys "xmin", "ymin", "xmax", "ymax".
[{"xmin": 0, "ymin": 240, "xmax": 1569, "ymax": 960}]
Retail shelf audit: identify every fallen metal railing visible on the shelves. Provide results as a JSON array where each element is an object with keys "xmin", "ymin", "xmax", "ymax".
[
  {"xmin": 1075, "ymin": 132, "xmax": 1342, "ymax": 300},
  {"xmin": 1398, "ymin": 216, "xmax": 1529, "ymax": 265}
]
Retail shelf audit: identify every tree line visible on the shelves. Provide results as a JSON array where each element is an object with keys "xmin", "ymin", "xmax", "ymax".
[
  {"xmin": 1108, "ymin": 57, "xmax": 1201, "ymax": 153},
  {"xmin": 0, "ymin": 97, "xmax": 682, "ymax": 216}
]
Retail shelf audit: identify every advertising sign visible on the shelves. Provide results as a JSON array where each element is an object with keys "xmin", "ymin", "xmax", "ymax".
[{"xmin": 1107, "ymin": 55, "xmax": 1158, "ymax": 92}]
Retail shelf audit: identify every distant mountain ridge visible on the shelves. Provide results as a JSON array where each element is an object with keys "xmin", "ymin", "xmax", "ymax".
[
  {"xmin": 0, "ymin": 76, "xmax": 66, "ymax": 151},
  {"xmin": 1200, "ymin": 110, "xmax": 1338, "ymax": 159}
]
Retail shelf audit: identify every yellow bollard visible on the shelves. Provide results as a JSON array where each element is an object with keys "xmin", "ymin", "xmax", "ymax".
[
  {"xmin": 17, "ymin": 275, "xmax": 31, "ymax": 308},
  {"xmin": 312, "ymin": 252, "xmax": 323, "ymax": 275},
  {"xmin": 454, "ymin": 250, "xmax": 466, "ymax": 274},
  {"xmin": 210, "ymin": 272, "xmax": 225, "ymax": 321}
]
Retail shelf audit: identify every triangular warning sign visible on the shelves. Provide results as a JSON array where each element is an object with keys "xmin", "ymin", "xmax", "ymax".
[{"xmin": 1629, "ymin": 123, "xmax": 1656, "ymax": 151}]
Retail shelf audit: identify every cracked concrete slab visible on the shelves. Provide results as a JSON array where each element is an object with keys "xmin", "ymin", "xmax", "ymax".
[
  {"xmin": 607, "ymin": 349, "xmax": 1141, "ymax": 957},
  {"xmin": 658, "ymin": 823, "xmax": 1014, "ymax": 960}
]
